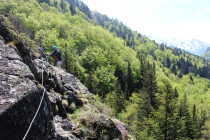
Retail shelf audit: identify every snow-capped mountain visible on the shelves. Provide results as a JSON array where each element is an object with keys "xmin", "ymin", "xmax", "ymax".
[
  {"xmin": 204, "ymin": 47, "xmax": 210, "ymax": 59},
  {"xmin": 167, "ymin": 39, "xmax": 210, "ymax": 56},
  {"xmin": 151, "ymin": 37, "xmax": 210, "ymax": 56}
]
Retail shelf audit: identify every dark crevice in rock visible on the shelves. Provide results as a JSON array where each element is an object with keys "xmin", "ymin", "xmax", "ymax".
[
  {"xmin": 0, "ymin": 16, "xmax": 16, "ymax": 43},
  {"xmin": 15, "ymin": 42, "xmax": 41, "ymax": 81},
  {"xmin": 56, "ymin": 100, "xmax": 68, "ymax": 118}
]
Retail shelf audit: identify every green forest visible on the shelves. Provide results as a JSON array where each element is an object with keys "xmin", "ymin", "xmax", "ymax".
[{"xmin": 1, "ymin": 0, "xmax": 210, "ymax": 139}]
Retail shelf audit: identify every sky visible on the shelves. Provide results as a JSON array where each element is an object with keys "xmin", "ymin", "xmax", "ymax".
[{"xmin": 82, "ymin": 0, "xmax": 210, "ymax": 44}]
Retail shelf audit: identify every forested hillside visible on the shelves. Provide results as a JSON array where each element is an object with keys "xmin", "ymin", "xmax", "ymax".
[{"xmin": 1, "ymin": 0, "xmax": 210, "ymax": 139}]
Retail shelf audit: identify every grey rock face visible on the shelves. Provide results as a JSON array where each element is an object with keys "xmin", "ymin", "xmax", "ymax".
[
  {"xmin": 34, "ymin": 59, "xmax": 90, "ymax": 95},
  {"xmin": 0, "ymin": 40, "xmax": 53, "ymax": 140},
  {"xmin": 0, "ymin": 39, "xmax": 87, "ymax": 140},
  {"xmin": 0, "ymin": 40, "xmax": 35, "ymax": 110}
]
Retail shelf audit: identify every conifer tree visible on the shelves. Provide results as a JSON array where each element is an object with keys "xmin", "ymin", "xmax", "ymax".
[
  {"xmin": 138, "ymin": 55, "xmax": 145, "ymax": 89},
  {"xmin": 114, "ymin": 65, "xmax": 126, "ymax": 93},
  {"xmin": 142, "ymin": 61, "xmax": 158, "ymax": 110},
  {"xmin": 126, "ymin": 62, "xmax": 133, "ymax": 98},
  {"xmin": 163, "ymin": 82, "xmax": 179, "ymax": 140},
  {"xmin": 178, "ymin": 94, "xmax": 196, "ymax": 139}
]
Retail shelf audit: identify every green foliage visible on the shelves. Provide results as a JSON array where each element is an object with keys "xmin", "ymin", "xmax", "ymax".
[
  {"xmin": 105, "ymin": 91, "xmax": 125, "ymax": 115},
  {"xmin": 81, "ymin": 47, "xmax": 109, "ymax": 71}
]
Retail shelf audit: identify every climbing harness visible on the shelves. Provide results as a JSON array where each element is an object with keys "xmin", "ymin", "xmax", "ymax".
[
  {"xmin": 22, "ymin": 58, "xmax": 46, "ymax": 140},
  {"xmin": 38, "ymin": 47, "xmax": 48, "ymax": 59}
]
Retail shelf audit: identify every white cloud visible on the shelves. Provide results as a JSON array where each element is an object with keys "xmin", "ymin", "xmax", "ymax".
[{"xmin": 145, "ymin": 21, "xmax": 210, "ymax": 43}]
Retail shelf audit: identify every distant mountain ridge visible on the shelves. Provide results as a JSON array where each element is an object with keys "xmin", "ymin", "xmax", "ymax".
[
  {"xmin": 204, "ymin": 47, "xmax": 210, "ymax": 59},
  {"xmin": 153, "ymin": 38, "xmax": 210, "ymax": 56}
]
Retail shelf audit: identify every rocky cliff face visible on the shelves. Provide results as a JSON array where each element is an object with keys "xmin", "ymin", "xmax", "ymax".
[{"xmin": 0, "ymin": 15, "xmax": 129, "ymax": 140}]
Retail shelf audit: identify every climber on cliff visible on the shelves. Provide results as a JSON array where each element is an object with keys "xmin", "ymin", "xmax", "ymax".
[{"xmin": 49, "ymin": 45, "xmax": 63, "ymax": 67}]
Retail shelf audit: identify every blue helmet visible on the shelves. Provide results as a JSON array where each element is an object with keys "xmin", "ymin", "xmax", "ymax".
[{"xmin": 51, "ymin": 45, "xmax": 57, "ymax": 50}]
